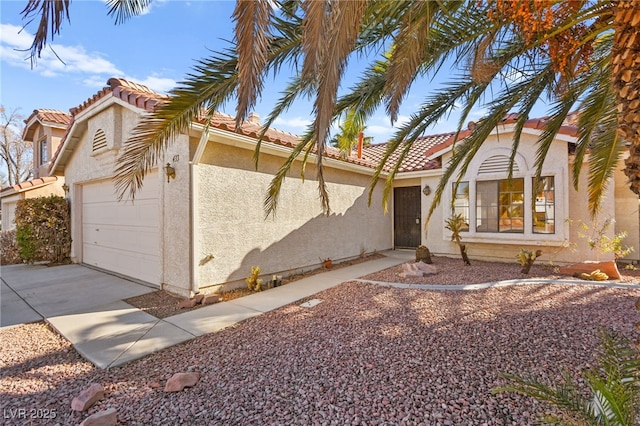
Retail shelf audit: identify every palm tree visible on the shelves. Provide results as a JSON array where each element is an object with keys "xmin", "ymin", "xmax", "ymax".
[
  {"xmin": 444, "ymin": 213, "xmax": 471, "ymax": 266},
  {"xmin": 19, "ymin": 0, "xmax": 640, "ymax": 220},
  {"xmin": 493, "ymin": 329, "xmax": 640, "ymax": 425},
  {"xmin": 330, "ymin": 109, "xmax": 373, "ymax": 157}
]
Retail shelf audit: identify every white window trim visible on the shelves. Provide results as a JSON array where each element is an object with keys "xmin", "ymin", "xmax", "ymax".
[{"xmin": 442, "ymin": 149, "xmax": 567, "ymax": 246}]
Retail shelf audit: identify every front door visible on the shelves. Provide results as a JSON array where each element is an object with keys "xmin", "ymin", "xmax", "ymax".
[{"xmin": 394, "ymin": 186, "xmax": 422, "ymax": 248}]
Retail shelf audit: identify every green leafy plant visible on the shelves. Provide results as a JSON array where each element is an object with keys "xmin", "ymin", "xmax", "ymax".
[
  {"xmin": 494, "ymin": 329, "xmax": 640, "ymax": 425},
  {"xmin": 445, "ymin": 213, "xmax": 470, "ymax": 266},
  {"xmin": 15, "ymin": 225, "xmax": 36, "ymax": 263},
  {"xmin": 516, "ymin": 248, "xmax": 542, "ymax": 274},
  {"xmin": 577, "ymin": 217, "xmax": 634, "ymax": 261},
  {"xmin": 246, "ymin": 266, "xmax": 263, "ymax": 292}
]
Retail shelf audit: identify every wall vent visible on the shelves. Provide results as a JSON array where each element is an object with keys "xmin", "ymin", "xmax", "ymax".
[
  {"xmin": 478, "ymin": 155, "xmax": 519, "ymax": 175},
  {"xmin": 92, "ymin": 129, "xmax": 107, "ymax": 151}
]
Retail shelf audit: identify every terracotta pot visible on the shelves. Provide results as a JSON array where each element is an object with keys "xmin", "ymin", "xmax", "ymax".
[{"xmin": 558, "ymin": 260, "xmax": 621, "ymax": 280}]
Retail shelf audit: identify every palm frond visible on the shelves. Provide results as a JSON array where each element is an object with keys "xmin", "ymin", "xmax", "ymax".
[
  {"xmin": 105, "ymin": 0, "xmax": 151, "ymax": 25},
  {"xmin": 494, "ymin": 329, "xmax": 640, "ymax": 425},
  {"xmin": 264, "ymin": 133, "xmax": 315, "ymax": 217},
  {"xmin": 586, "ymin": 116, "xmax": 624, "ymax": 217},
  {"xmin": 383, "ymin": 0, "xmax": 442, "ymax": 123},
  {"xmin": 233, "ymin": 0, "xmax": 273, "ymax": 128},
  {"xmin": 20, "ymin": 0, "xmax": 71, "ymax": 66},
  {"xmin": 114, "ymin": 50, "xmax": 239, "ymax": 200}
]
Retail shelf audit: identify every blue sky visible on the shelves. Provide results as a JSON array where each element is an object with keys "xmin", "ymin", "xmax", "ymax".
[
  {"xmin": 0, "ymin": 0, "xmax": 543, "ymax": 145},
  {"xmin": 0, "ymin": 0, "xmax": 484, "ymax": 144}
]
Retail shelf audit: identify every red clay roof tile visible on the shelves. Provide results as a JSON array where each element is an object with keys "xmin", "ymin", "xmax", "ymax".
[
  {"xmin": 0, "ymin": 176, "xmax": 59, "ymax": 195},
  {"xmin": 24, "ymin": 109, "xmax": 71, "ymax": 127},
  {"xmin": 48, "ymin": 77, "xmax": 579, "ymax": 175}
]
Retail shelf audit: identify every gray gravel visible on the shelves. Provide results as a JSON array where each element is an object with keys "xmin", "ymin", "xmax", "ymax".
[{"xmin": 1, "ymin": 281, "xmax": 638, "ymax": 425}]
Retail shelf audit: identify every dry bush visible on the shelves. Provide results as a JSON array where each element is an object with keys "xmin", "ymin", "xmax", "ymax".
[{"xmin": 0, "ymin": 229, "xmax": 21, "ymax": 265}]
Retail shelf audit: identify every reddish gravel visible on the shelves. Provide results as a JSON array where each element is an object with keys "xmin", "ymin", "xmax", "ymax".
[
  {"xmin": 1, "ymin": 281, "xmax": 639, "ymax": 425},
  {"xmin": 362, "ymin": 256, "xmax": 640, "ymax": 285}
]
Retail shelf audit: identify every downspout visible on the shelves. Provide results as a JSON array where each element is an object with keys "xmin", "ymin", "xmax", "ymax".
[{"xmin": 190, "ymin": 127, "xmax": 210, "ymax": 296}]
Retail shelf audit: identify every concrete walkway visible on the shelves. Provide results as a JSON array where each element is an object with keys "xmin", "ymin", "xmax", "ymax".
[{"xmin": 1, "ymin": 253, "xmax": 409, "ymax": 369}]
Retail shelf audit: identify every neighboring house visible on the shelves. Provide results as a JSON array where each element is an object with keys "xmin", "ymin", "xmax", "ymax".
[
  {"xmin": 0, "ymin": 109, "xmax": 69, "ymax": 231},
  {"xmin": 42, "ymin": 78, "xmax": 638, "ymax": 296}
]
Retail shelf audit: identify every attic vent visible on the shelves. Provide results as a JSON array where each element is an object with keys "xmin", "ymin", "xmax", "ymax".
[
  {"xmin": 92, "ymin": 129, "xmax": 107, "ymax": 151},
  {"xmin": 478, "ymin": 155, "xmax": 519, "ymax": 175}
]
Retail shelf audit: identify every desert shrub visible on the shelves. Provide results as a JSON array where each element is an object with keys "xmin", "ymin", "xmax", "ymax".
[
  {"xmin": 14, "ymin": 195, "xmax": 71, "ymax": 264},
  {"xmin": 0, "ymin": 229, "xmax": 21, "ymax": 264}
]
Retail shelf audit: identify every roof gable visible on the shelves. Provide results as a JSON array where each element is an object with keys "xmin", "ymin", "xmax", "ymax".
[{"xmin": 23, "ymin": 109, "xmax": 71, "ymax": 140}]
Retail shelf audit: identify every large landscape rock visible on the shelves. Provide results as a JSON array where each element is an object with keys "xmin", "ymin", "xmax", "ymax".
[
  {"xmin": 399, "ymin": 261, "xmax": 438, "ymax": 278},
  {"xmin": 80, "ymin": 408, "xmax": 117, "ymax": 426},
  {"xmin": 164, "ymin": 372, "xmax": 200, "ymax": 392},
  {"xmin": 71, "ymin": 383, "xmax": 105, "ymax": 411},
  {"xmin": 558, "ymin": 261, "xmax": 621, "ymax": 280}
]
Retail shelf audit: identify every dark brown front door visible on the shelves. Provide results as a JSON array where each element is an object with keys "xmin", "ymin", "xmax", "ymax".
[{"xmin": 394, "ymin": 186, "xmax": 422, "ymax": 248}]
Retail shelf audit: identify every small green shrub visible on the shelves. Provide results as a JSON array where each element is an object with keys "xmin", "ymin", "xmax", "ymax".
[
  {"xmin": 576, "ymin": 217, "xmax": 634, "ymax": 260},
  {"xmin": 246, "ymin": 266, "xmax": 263, "ymax": 292},
  {"xmin": 515, "ymin": 248, "xmax": 542, "ymax": 274},
  {"xmin": 16, "ymin": 225, "xmax": 37, "ymax": 263}
]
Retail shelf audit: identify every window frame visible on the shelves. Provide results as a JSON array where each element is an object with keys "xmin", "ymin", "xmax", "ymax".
[{"xmin": 39, "ymin": 138, "xmax": 48, "ymax": 165}]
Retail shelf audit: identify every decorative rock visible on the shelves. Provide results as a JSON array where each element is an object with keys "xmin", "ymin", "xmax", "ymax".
[
  {"xmin": 164, "ymin": 372, "xmax": 200, "ymax": 392},
  {"xmin": 415, "ymin": 245, "xmax": 433, "ymax": 264},
  {"xmin": 80, "ymin": 407, "xmax": 117, "ymax": 426},
  {"xmin": 202, "ymin": 294, "xmax": 221, "ymax": 305},
  {"xmin": 399, "ymin": 261, "xmax": 438, "ymax": 278},
  {"xmin": 71, "ymin": 383, "xmax": 105, "ymax": 411},
  {"xmin": 178, "ymin": 299, "xmax": 197, "ymax": 309},
  {"xmin": 558, "ymin": 261, "xmax": 621, "ymax": 280},
  {"xmin": 193, "ymin": 294, "xmax": 205, "ymax": 304}
]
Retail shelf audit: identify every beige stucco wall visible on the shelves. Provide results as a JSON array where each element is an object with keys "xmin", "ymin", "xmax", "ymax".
[
  {"xmin": 61, "ymin": 102, "xmax": 191, "ymax": 294},
  {"xmin": 194, "ymin": 141, "xmax": 392, "ymax": 291},
  {"xmin": 613, "ymin": 161, "xmax": 640, "ymax": 262},
  {"xmin": 31, "ymin": 124, "xmax": 67, "ymax": 179},
  {"xmin": 412, "ymin": 129, "xmax": 620, "ymax": 265},
  {"xmin": 1, "ymin": 181, "xmax": 65, "ymax": 231}
]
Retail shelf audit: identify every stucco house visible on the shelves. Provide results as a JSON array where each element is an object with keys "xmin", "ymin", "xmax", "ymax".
[
  {"xmin": 0, "ymin": 109, "xmax": 69, "ymax": 231},
  {"xmin": 40, "ymin": 78, "xmax": 638, "ymax": 296}
]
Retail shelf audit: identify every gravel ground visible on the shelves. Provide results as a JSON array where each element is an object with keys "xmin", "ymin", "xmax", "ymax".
[
  {"xmin": 124, "ymin": 253, "xmax": 387, "ymax": 319},
  {"xmin": 362, "ymin": 256, "xmax": 640, "ymax": 285},
  {"xmin": 2, "ymin": 279, "xmax": 639, "ymax": 425}
]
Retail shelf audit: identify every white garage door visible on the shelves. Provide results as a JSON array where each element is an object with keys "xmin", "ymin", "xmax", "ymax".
[{"xmin": 82, "ymin": 174, "xmax": 161, "ymax": 285}]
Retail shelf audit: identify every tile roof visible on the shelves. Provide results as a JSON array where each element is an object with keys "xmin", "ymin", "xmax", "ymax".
[
  {"xmin": 48, "ymin": 77, "xmax": 579, "ymax": 176},
  {"xmin": 361, "ymin": 133, "xmax": 459, "ymax": 172},
  {"xmin": 51, "ymin": 78, "xmax": 376, "ymax": 172},
  {"xmin": 24, "ymin": 109, "xmax": 71, "ymax": 127},
  {"xmin": 0, "ymin": 176, "xmax": 59, "ymax": 196}
]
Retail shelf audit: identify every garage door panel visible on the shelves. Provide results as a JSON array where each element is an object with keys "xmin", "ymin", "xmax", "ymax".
[
  {"xmin": 83, "ymin": 244, "xmax": 158, "ymax": 285},
  {"xmin": 82, "ymin": 175, "xmax": 160, "ymax": 285}
]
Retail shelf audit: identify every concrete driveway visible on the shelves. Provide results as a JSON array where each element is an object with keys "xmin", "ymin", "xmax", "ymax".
[
  {"xmin": 1, "ymin": 254, "xmax": 410, "ymax": 368},
  {"xmin": 1, "ymin": 263, "xmax": 154, "ymax": 328}
]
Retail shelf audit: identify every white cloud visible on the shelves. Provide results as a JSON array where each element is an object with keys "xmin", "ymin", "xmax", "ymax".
[
  {"xmin": 1, "ymin": 23, "xmax": 176, "ymax": 97},
  {"xmin": 273, "ymin": 116, "xmax": 312, "ymax": 130},
  {"xmin": 1, "ymin": 23, "xmax": 123, "ymax": 77},
  {"xmin": 132, "ymin": 75, "xmax": 176, "ymax": 93}
]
